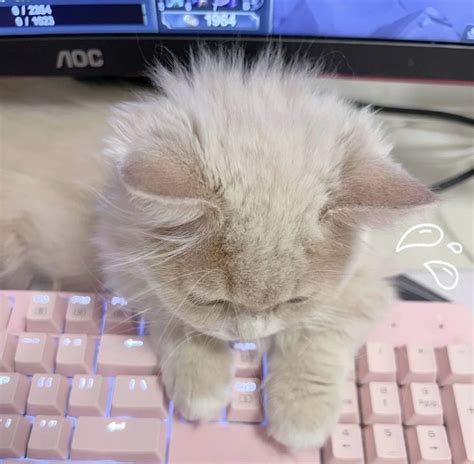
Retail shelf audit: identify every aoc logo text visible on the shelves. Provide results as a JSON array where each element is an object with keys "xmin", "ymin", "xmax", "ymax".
[{"xmin": 56, "ymin": 49, "xmax": 104, "ymax": 69}]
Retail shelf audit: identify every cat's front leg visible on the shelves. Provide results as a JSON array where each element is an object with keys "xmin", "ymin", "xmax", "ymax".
[
  {"xmin": 153, "ymin": 323, "xmax": 234, "ymax": 421},
  {"xmin": 266, "ymin": 327, "xmax": 356, "ymax": 450}
]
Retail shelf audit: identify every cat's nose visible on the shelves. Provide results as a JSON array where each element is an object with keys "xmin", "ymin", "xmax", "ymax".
[{"xmin": 243, "ymin": 303, "xmax": 278, "ymax": 313}]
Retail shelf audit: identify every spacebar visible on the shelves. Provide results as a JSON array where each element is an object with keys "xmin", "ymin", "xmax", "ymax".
[{"xmin": 71, "ymin": 417, "xmax": 166, "ymax": 462}]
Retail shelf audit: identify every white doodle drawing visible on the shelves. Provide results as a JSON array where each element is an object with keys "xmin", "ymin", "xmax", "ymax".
[
  {"xmin": 447, "ymin": 242, "xmax": 463, "ymax": 254},
  {"xmin": 396, "ymin": 224, "xmax": 444, "ymax": 253},
  {"xmin": 423, "ymin": 261, "xmax": 459, "ymax": 291}
]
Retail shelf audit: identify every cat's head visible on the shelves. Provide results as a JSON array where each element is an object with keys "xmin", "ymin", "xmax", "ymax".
[{"xmin": 100, "ymin": 51, "xmax": 435, "ymax": 341}]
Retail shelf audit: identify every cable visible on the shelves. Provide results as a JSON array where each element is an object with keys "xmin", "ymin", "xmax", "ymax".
[
  {"xmin": 354, "ymin": 101, "xmax": 474, "ymax": 126},
  {"xmin": 390, "ymin": 274, "xmax": 450, "ymax": 302},
  {"xmin": 431, "ymin": 168, "xmax": 474, "ymax": 192}
]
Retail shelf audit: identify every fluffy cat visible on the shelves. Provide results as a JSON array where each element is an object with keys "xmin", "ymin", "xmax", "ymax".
[{"xmin": 94, "ymin": 50, "xmax": 436, "ymax": 449}]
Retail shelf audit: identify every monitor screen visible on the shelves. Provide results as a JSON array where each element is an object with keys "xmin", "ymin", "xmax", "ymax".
[{"xmin": 1, "ymin": 0, "xmax": 473, "ymax": 45}]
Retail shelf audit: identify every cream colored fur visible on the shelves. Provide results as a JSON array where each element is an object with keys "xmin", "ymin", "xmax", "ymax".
[{"xmin": 1, "ymin": 51, "xmax": 435, "ymax": 450}]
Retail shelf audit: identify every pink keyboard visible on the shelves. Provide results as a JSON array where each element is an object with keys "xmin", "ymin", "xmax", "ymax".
[{"xmin": 0, "ymin": 290, "xmax": 472, "ymax": 463}]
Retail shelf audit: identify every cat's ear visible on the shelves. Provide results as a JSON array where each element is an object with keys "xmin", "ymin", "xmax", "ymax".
[
  {"xmin": 107, "ymin": 100, "xmax": 220, "ymax": 228},
  {"xmin": 323, "ymin": 156, "xmax": 436, "ymax": 227},
  {"xmin": 119, "ymin": 151, "xmax": 219, "ymax": 228}
]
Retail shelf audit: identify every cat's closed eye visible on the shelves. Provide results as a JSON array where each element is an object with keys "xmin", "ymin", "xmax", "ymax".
[
  {"xmin": 286, "ymin": 297, "xmax": 308, "ymax": 304},
  {"xmin": 188, "ymin": 294, "xmax": 308, "ymax": 307}
]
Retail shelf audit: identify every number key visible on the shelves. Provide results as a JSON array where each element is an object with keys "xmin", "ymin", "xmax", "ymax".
[
  {"xmin": 323, "ymin": 424, "xmax": 364, "ymax": 463},
  {"xmin": 405, "ymin": 426, "xmax": 451, "ymax": 464},
  {"xmin": 364, "ymin": 424, "xmax": 407, "ymax": 464},
  {"xmin": 360, "ymin": 382, "xmax": 401, "ymax": 425}
]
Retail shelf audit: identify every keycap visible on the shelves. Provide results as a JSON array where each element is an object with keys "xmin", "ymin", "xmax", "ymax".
[
  {"xmin": 437, "ymin": 344, "xmax": 474, "ymax": 385},
  {"xmin": 111, "ymin": 375, "xmax": 167, "ymax": 418},
  {"xmin": 26, "ymin": 293, "xmax": 67, "ymax": 333},
  {"xmin": 405, "ymin": 426, "xmax": 451, "ymax": 464},
  {"xmin": 357, "ymin": 343, "xmax": 396, "ymax": 384},
  {"xmin": 55, "ymin": 334, "xmax": 95, "ymax": 376},
  {"xmin": 400, "ymin": 382, "xmax": 443, "ymax": 425},
  {"xmin": 27, "ymin": 374, "xmax": 69, "ymax": 415},
  {"xmin": 227, "ymin": 377, "xmax": 263, "ymax": 423},
  {"xmin": 323, "ymin": 424, "xmax": 364, "ymax": 463},
  {"xmin": 360, "ymin": 382, "xmax": 402, "ymax": 424},
  {"xmin": 96, "ymin": 335, "xmax": 158, "ymax": 375},
  {"xmin": 340, "ymin": 383, "xmax": 360, "ymax": 424},
  {"xmin": 233, "ymin": 346, "xmax": 262, "ymax": 377},
  {"xmin": 27, "ymin": 415, "xmax": 72, "ymax": 459},
  {"xmin": 0, "ymin": 332, "xmax": 17, "ymax": 371},
  {"xmin": 0, "ymin": 372, "xmax": 30, "ymax": 414},
  {"xmin": 65, "ymin": 294, "xmax": 102, "ymax": 334},
  {"xmin": 169, "ymin": 421, "xmax": 320, "ymax": 463},
  {"xmin": 104, "ymin": 298, "xmax": 137, "ymax": 335},
  {"xmin": 441, "ymin": 383, "xmax": 473, "ymax": 463},
  {"xmin": 396, "ymin": 345, "xmax": 437, "ymax": 384},
  {"xmin": 70, "ymin": 417, "xmax": 166, "ymax": 461},
  {"xmin": 68, "ymin": 375, "xmax": 108, "ymax": 416},
  {"xmin": 14, "ymin": 332, "xmax": 56, "ymax": 374},
  {"xmin": 0, "ymin": 295, "xmax": 13, "ymax": 329},
  {"xmin": 364, "ymin": 424, "xmax": 407, "ymax": 464},
  {"xmin": 0, "ymin": 415, "xmax": 31, "ymax": 458}
]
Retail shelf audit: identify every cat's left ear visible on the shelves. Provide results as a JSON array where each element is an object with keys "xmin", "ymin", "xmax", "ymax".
[{"xmin": 323, "ymin": 155, "xmax": 437, "ymax": 227}]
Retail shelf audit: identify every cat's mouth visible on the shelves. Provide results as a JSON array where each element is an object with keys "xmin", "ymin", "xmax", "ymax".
[{"xmin": 195, "ymin": 311, "xmax": 287, "ymax": 341}]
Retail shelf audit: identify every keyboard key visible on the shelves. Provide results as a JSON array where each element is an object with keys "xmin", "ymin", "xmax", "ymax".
[
  {"xmin": 97, "ymin": 335, "xmax": 158, "ymax": 375},
  {"xmin": 111, "ymin": 375, "xmax": 167, "ymax": 418},
  {"xmin": 396, "ymin": 345, "xmax": 437, "ymax": 384},
  {"xmin": 233, "ymin": 346, "xmax": 262, "ymax": 377},
  {"xmin": 65, "ymin": 294, "xmax": 102, "ymax": 334},
  {"xmin": 227, "ymin": 377, "xmax": 263, "ymax": 423},
  {"xmin": 323, "ymin": 424, "xmax": 364, "ymax": 463},
  {"xmin": 0, "ymin": 372, "xmax": 30, "ymax": 414},
  {"xmin": 15, "ymin": 332, "xmax": 56, "ymax": 374},
  {"xmin": 0, "ymin": 295, "xmax": 13, "ymax": 329},
  {"xmin": 441, "ymin": 384, "xmax": 473, "ymax": 464},
  {"xmin": 340, "ymin": 383, "xmax": 360, "ymax": 424},
  {"xmin": 26, "ymin": 293, "xmax": 67, "ymax": 333},
  {"xmin": 0, "ymin": 415, "xmax": 31, "ymax": 458},
  {"xmin": 364, "ymin": 424, "xmax": 407, "ymax": 464},
  {"xmin": 405, "ymin": 426, "xmax": 451, "ymax": 464},
  {"xmin": 70, "ymin": 417, "xmax": 166, "ymax": 461},
  {"xmin": 169, "ymin": 421, "xmax": 320, "ymax": 463},
  {"xmin": 400, "ymin": 382, "xmax": 443, "ymax": 425},
  {"xmin": 104, "ymin": 298, "xmax": 137, "ymax": 335},
  {"xmin": 357, "ymin": 343, "xmax": 396, "ymax": 384},
  {"xmin": 68, "ymin": 375, "xmax": 108, "ymax": 416},
  {"xmin": 55, "ymin": 334, "xmax": 95, "ymax": 376},
  {"xmin": 27, "ymin": 374, "xmax": 69, "ymax": 415},
  {"xmin": 27, "ymin": 415, "xmax": 72, "ymax": 459},
  {"xmin": 360, "ymin": 382, "xmax": 402, "ymax": 425},
  {"xmin": 0, "ymin": 332, "xmax": 17, "ymax": 371},
  {"xmin": 437, "ymin": 344, "xmax": 474, "ymax": 385}
]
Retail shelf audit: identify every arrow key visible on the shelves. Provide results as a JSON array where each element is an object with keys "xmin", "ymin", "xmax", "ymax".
[
  {"xmin": 323, "ymin": 424, "xmax": 364, "ymax": 463},
  {"xmin": 405, "ymin": 426, "xmax": 451, "ymax": 464}
]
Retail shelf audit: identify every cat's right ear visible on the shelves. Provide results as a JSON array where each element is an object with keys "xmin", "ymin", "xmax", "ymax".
[
  {"xmin": 119, "ymin": 151, "xmax": 220, "ymax": 228},
  {"xmin": 108, "ymin": 101, "xmax": 220, "ymax": 228}
]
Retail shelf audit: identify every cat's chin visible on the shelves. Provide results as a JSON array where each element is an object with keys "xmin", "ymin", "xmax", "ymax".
[{"xmin": 196, "ymin": 314, "xmax": 286, "ymax": 342}]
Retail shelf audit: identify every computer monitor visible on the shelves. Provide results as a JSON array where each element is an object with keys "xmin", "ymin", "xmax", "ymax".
[{"xmin": 0, "ymin": 0, "xmax": 472, "ymax": 81}]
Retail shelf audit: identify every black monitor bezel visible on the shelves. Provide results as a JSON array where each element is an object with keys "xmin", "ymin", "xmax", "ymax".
[{"xmin": 0, "ymin": 35, "xmax": 472, "ymax": 82}]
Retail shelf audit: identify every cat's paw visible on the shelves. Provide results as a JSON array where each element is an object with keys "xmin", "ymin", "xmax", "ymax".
[
  {"xmin": 160, "ymin": 340, "xmax": 233, "ymax": 421},
  {"xmin": 267, "ymin": 377, "xmax": 343, "ymax": 451}
]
